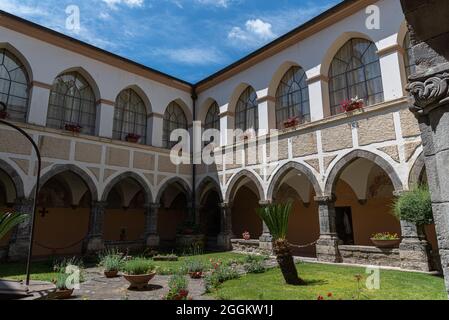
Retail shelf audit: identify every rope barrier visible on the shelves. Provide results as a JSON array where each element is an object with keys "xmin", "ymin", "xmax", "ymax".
[
  {"xmin": 33, "ymin": 235, "xmax": 87, "ymax": 252},
  {"xmin": 289, "ymin": 240, "xmax": 318, "ymax": 249}
]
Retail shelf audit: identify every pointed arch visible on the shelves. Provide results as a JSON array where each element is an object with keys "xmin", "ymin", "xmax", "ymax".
[
  {"xmin": 0, "ymin": 159, "xmax": 25, "ymax": 199},
  {"xmin": 101, "ymin": 171, "xmax": 153, "ymax": 203},
  {"xmin": 324, "ymin": 150, "xmax": 403, "ymax": 195},
  {"xmin": 34, "ymin": 164, "xmax": 98, "ymax": 201},
  {"xmin": 267, "ymin": 161, "xmax": 322, "ymax": 201},
  {"xmin": 225, "ymin": 169, "xmax": 264, "ymax": 203},
  {"xmin": 196, "ymin": 176, "xmax": 223, "ymax": 204},
  {"xmin": 156, "ymin": 176, "xmax": 192, "ymax": 204}
]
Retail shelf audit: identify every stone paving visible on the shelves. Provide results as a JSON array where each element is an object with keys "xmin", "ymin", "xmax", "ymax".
[{"xmin": 72, "ymin": 268, "xmax": 215, "ymax": 301}]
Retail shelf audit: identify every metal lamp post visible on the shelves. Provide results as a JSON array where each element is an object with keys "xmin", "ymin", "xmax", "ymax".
[{"xmin": 0, "ymin": 105, "xmax": 41, "ymax": 286}]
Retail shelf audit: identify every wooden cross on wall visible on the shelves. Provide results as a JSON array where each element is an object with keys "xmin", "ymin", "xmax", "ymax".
[{"xmin": 39, "ymin": 208, "xmax": 49, "ymax": 218}]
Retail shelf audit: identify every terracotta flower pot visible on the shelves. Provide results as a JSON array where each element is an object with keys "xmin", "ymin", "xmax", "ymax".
[
  {"xmin": 104, "ymin": 270, "xmax": 119, "ymax": 278},
  {"xmin": 123, "ymin": 273, "xmax": 156, "ymax": 289},
  {"xmin": 370, "ymin": 239, "xmax": 401, "ymax": 248},
  {"xmin": 52, "ymin": 288, "xmax": 74, "ymax": 300}
]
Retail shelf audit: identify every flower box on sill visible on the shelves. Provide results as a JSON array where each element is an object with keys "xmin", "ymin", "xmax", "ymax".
[
  {"xmin": 126, "ymin": 133, "xmax": 141, "ymax": 143},
  {"xmin": 283, "ymin": 116, "xmax": 300, "ymax": 129},
  {"xmin": 342, "ymin": 97, "xmax": 364, "ymax": 113},
  {"xmin": 64, "ymin": 123, "xmax": 82, "ymax": 134}
]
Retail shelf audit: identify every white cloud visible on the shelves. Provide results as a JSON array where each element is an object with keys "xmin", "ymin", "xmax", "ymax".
[
  {"xmin": 194, "ymin": 0, "xmax": 234, "ymax": 8},
  {"xmin": 102, "ymin": 0, "xmax": 144, "ymax": 10},
  {"xmin": 228, "ymin": 18, "xmax": 275, "ymax": 47},
  {"xmin": 0, "ymin": 0, "xmax": 47, "ymax": 18},
  {"xmin": 151, "ymin": 47, "xmax": 225, "ymax": 65}
]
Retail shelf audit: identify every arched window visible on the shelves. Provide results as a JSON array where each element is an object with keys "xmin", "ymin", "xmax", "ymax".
[
  {"xmin": 403, "ymin": 32, "xmax": 416, "ymax": 78},
  {"xmin": 328, "ymin": 38, "xmax": 384, "ymax": 115},
  {"xmin": 205, "ymin": 102, "xmax": 220, "ymax": 131},
  {"xmin": 113, "ymin": 89, "xmax": 147, "ymax": 144},
  {"xmin": 275, "ymin": 66, "xmax": 310, "ymax": 128},
  {"xmin": 163, "ymin": 101, "xmax": 188, "ymax": 149},
  {"xmin": 235, "ymin": 87, "xmax": 258, "ymax": 132},
  {"xmin": 0, "ymin": 49, "xmax": 30, "ymax": 122},
  {"xmin": 47, "ymin": 72, "xmax": 96, "ymax": 135}
]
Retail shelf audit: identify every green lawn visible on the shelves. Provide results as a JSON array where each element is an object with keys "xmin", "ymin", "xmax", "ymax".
[
  {"xmin": 208, "ymin": 262, "xmax": 447, "ymax": 300},
  {"xmin": 0, "ymin": 260, "xmax": 57, "ymax": 282}
]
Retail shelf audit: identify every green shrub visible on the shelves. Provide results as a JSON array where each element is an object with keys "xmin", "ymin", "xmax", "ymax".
[
  {"xmin": 122, "ymin": 258, "xmax": 155, "ymax": 275},
  {"xmin": 98, "ymin": 249, "xmax": 124, "ymax": 272},
  {"xmin": 183, "ymin": 259, "xmax": 205, "ymax": 273},
  {"xmin": 393, "ymin": 185, "xmax": 433, "ymax": 226},
  {"xmin": 244, "ymin": 254, "xmax": 268, "ymax": 264},
  {"xmin": 204, "ymin": 265, "xmax": 240, "ymax": 292},
  {"xmin": 244, "ymin": 260, "xmax": 266, "ymax": 274}
]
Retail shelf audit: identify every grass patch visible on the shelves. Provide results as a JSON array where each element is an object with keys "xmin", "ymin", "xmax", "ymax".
[
  {"xmin": 209, "ymin": 262, "xmax": 447, "ymax": 300},
  {"xmin": 0, "ymin": 260, "xmax": 57, "ymax": 282}
]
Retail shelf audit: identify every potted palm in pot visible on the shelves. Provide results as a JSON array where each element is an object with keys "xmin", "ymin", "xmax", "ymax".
[
  {"xmin": 257, "ymin": 202, "xmax": 306, "ymax": 285},
  {"xmin": 121, "ymin": 258, "xmax": 156, "ymax": 289}
]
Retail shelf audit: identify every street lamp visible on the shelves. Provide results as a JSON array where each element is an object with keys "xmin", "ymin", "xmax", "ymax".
[{"xmin": 0, "ymin": 103, "xmax": 41, "ymax": 286}]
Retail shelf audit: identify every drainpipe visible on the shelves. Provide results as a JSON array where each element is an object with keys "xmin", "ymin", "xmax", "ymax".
[{"xmin": 191, "ymin": 87, "xmax": 198, "ymax": 223}]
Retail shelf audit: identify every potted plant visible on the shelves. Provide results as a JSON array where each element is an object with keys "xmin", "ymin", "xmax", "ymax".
[
  {"xmin": 184, "ymin": 260, "xmax": 205, "ymax": 279},
  {"xmin": 98, "ymin": 249, "xmax": 124, "ymax": 278},
  {"xmin": 121, "ymin": 258, "xmax": 156, "ymax": 290},
  {"xmin": 0, "ymin": 102, "xmax": 8, "ymax": 119},
  {"xmin": 153, "ymin": 253, "xmax": 179, "ymax": 262},
  {"xmin": 370, "ymin": 232, "xmax": 401, "ymax": 248},
  {"xmin": 242, "ymin": 231, "xmax": 251, "ymax": 241},
  {"xmin": 164, "ymin": 274, "xmax": 190, "ymax": 300},
  {"xmin": 341, "ymin": 97, "xmax": 364, "ymax": 112},
  {"xmin": 283, "ymin": 116, "xmax": 300, "ymax": 129},
  {"xmin": 51, "ymin": 272, "xmax": 74, "ymax": 299},
  {"xmin": 64, "ymin": 123, "xmax": 82, "ymax": 134},
  {"xmin": 126, "ymin": 133, "xmax": 141, "ymax": 143}
]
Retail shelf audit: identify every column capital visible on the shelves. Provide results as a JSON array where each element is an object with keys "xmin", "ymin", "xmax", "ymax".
[
  {"xmin": 393, "ymin": 190, "xmax": 407, "ymax": 197},
  {"xmin": 144, "ymin": 203, "xmax": 160, "ymax": 210},
  {"xmin": 91, "ymin": 201, "xmax": 108, "ymax": 209},
  {"xmin": 407, "ymin": 69, "xmax": 449, "ymax": 115},
  {"xmin": 258, "ymin": 200, "xmax": 272, "ymax": 206},
  {"xmin": 219, "ymin": 202, "xmax": 232, "ymax": 209},
  {"xmin": 314, "ymin": 194, "xmax": 335, "ymax": 204}
]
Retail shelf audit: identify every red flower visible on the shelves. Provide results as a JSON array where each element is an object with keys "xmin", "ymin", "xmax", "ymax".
[
  {"xmin": 317, "ymin": 295, "xmax": 324, "ymax": 301},
  {"xmin": 327, "ymin": 292, "xmax": 333, "ymax": 298}
]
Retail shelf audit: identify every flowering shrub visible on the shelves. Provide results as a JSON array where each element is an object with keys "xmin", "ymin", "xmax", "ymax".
[
  {"xmin": 126, "ymin": 133, "xmax": 141, "ymax": 143},
  {"xmin": 64, "ymin": 123, "xmax": 82, "ymax": 133},
  {"xmin": 165, "ymin": 274, "xmax": 190, "ymax": 300},
  {"xmin": 283, "ymin": 116, "xmax": 300, "ymax": 129},
  {"xmin": 341, "ymin": 97, "xmax": 364, "ymax": 112},
  {"xmin": 371, "ymin": 232, "xmax": 400, "ymax": 241},
  {"xmin": 204, "ymin": 260, "xmax": 239, "ymax": 292}
]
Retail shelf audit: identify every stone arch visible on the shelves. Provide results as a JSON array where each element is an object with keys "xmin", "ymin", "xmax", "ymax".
[
  {"xmin": 156, "ymin": 176, "xmax": 192, "ymax": 204},
  {"xmin": 225, "ymin": 169, "xmax": 265, "ymax": 203},
  {"xmin": 267, "ymin": 61, "xmax": 302, "ymax": 97},
  {"xmin": 324, "ymin": 149, "xmax": 403, "ymax": 195},
  {"xmin": 116, "ymin": 84, "xmax": 153, "ymax": 115},
  {"xmin": 0, "ymin": 158, "xmax": 25, "ymax": 199},
  {"xmin": 52, "ymin": 66, "xmax": 101, "ymax": 101},
  {"xmin": 198, "ymin": 98, "xmax": 219, "ymax": 124},
  {"xmin": 409, "ymin": 152, "xmax": 426, "ymax": 188},
  {"xmin": 267, "ymin": 161, "xmax": 322, "ymax": 201},
  {"xmin": 397, "ymin": 20, "xmax": 409, "ymax": 46},
  {"xmin": 0, "ymin": 42, "xmax": 33, "ymax": 82},
  {"xmin": 33, "ymin": 164, "xmax": 98, "ymax": 201},
  {"xmin": 196, "ymin": 176, "xmax": 223, "ymax": 205},
  {"xmin": 320, "ymin": 31, "xmax": 378, "ymax": 76},
  {"xmin": 102, "ymin": 171, "xmax": 153, "ymax": 204}
]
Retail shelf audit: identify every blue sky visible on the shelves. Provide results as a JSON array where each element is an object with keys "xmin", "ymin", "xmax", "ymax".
[{"xmin": 0, "ymin": 0, "xmax": 341, "ymax": 83}]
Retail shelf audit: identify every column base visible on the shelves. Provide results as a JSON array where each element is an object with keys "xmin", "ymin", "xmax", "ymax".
[
  {"xmin": 7, "ymin": 238, "xmax": 29, "ymax": 262},
  {"xmin": 399, "ymin": 239, "xmax": 433, "ymax": 272},
  {"xmin": 259, "ymin": 233, "xmax": 273, "ymax": 252},
  {"xmin": 145, "ymin": 235, "xmax": 160, "ymax": 248},
  {"xmin": 316, "ymin": 235, "xmax": 341, "ymax": 263},
  {"xmin": 217, "ymin": 233, "xmax": 234, "ymax": 250},
  {"xmin": 85, "ymin": 237, "xmax": 105, "ymax": 254}
]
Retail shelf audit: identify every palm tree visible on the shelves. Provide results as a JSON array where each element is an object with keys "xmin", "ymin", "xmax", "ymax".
[
  {"xmin": 257, "ymin": 202, "xmax": 305, "ymax": 285},
  {"xmin": 0, "ymin": 212, "xmax": 27, "ymax": 240}
]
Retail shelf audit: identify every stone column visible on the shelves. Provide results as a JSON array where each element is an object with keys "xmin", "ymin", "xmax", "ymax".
[
  {"xmin": 258, "ymin": 200, "xmax": 273, "ymax": 252},
  {"xmin": 314, "ymin": 195, "xmax": 341, "ymax": 263},
  {"xmin": 144, "ymin": 203, "xmax": 160, "ymax": 247},
  {"xmin": 399, "ymin": 220, "xmax": 432, "ymax": 272},
  {"xmin": 8, "ymin": 198, "xmax": 34, "ymax": 261},
  {"xmin": 217, "ymin": 203, "xmax": 234, "ymax": 250},
  {"xmin": 401, "ymin": 0, "xmax": 449, "ymax": 297},
  {"xmin": 84, "ymin": 201, "xmax": 106, "ymax": 253}
]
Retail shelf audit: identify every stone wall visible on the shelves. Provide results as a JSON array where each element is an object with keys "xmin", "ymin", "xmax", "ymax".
[{"xmin": 339, "ymin": 245, "xmax": 401, "ymax": 268}]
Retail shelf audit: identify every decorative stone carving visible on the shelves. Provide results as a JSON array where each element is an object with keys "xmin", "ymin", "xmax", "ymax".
[{"xmin": 407, "ymin": 72, "xmax": 449, "ymax": 114}]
